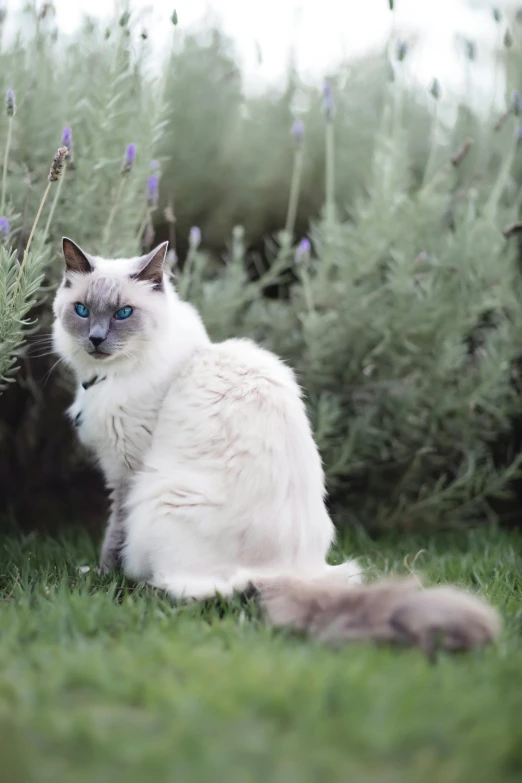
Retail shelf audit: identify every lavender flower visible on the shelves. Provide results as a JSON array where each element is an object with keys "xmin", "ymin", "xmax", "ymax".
[
  {"xmin": 513, "ymin": 90, "xmax": 522, "ymax": 116},
  {"xmin": 396, "ymin": 40, "xmax": 408, "ymax": 62},
  {"xmin": 322, "ymin": 81, "xmax": 335, "ymax": 122},
  {"xmin": 150, "ymin": 160, "xmax": 160, "ymax": 171},
  {"xmin": 0, "ymin": 216, "xmax": 10, "ymax": 237},
  {"xmin": 61, "ymin": 126, "xmax": 72, "ymax": 148},
  {"xmin": 189, "ymin": 226, "xmax": 201, "ymax": 249},
  {"xmin": 121, "ymin": 143, "xmax": 136, "ymax": 174},
  {"xmin": 49, "ymin": 146, "xmax": 68, "ymax": 182},
  {"xmin": 291, "ymin": 119, "xmax": 305, "ymax": 145},
  {"xmin": 295, "ymin": 237, "xmax": 311, "ymax": 264},
  {"xmin": 5, "ymin": 89, "xmax": 15, "ymax": 117},
  {"xmin": 430, "ymin": 78, "xmax": 441, "ymax": 100},
  {"xmin": 147, "ymin": 174, "xmax": 159, "ymax": 209},
  {"xmin": 61, "ymin": 126, "xmax": 74, "ymax": 165}
]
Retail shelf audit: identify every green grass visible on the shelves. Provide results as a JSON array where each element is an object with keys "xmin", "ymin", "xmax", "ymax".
[{"xmin": 0, "ymin": 526, "xmax": 521, "ymax": 783}]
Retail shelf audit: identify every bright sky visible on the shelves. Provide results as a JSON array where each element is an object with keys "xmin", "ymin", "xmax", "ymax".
[{"xmin": 5, "ymin": 1, "xmax": 521, "ymax": 102}]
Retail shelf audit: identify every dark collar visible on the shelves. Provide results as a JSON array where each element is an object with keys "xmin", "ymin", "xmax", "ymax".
[{"xmin": 82, "ymin": 375, "xmax": 106, "ymax": 390}]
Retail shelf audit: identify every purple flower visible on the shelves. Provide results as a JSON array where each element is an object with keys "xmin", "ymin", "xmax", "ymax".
[
  {"xmin": 295, "ymin": 237, "xmax": 311, "ymax": 264},
  {"xmin": 189, "ymin": 226, "xmax": 201, "ymax": 248},
  {"xmin": 513, "ymin": 91, "xmax": 522, "ymax": 116},
  {"xmin": 147, "ymin": 174, "xmax": 159, "ymax": 209},
  {"xmin": 323, "ymin": 81, "xmax": 335, "ymax": 121},
  {"xmin": 150, "ymin": 160, "xmax": 160, "ymax": 171},
  {"xmin": 61, "ymin": 126, "xmax": 72, "ymax": 148},
  {"xmin": 0, "ymin": 216, "xmax": 10, "ymax": 237},
  {"xmin": 5, "ymin": 88, "xmax": 15, "ymax": 117},
  {"xmin": 291, "ymin": 119, "xmax": 305, "ymax": 144},
  {"xmin": 121, "ymin": 143, "xmax": 136, "ymax": 174},
  {"xmin": 61, "ymin": 126, "xmax": 74, "ymax": 164}
]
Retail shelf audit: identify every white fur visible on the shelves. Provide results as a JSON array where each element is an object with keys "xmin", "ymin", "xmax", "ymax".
[{"xmin": 54, "ymin": 253, "xmax": 361, "ymax": 600}]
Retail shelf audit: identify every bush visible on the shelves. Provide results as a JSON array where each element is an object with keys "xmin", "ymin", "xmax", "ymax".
[{"xmin": 2, "ymin": 4, "xmax": 522, "ymax": 534}]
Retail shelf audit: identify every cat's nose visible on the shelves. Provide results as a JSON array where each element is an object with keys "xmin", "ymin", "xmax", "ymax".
[{"xmin": 90, "ymin": 335, "xmax": 105, "ymax": 348}]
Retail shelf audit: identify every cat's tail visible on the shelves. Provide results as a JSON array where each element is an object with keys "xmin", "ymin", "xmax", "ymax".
[{"xmin": 254, "ymin": 574, "xmax": 501, "ymax": 660}]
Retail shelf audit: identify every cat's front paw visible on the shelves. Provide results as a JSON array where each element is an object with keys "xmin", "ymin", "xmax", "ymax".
[
  {"xmin": 390, "ymin": 586, "xmax": 501, "ymax": 661},
  {"xmin": 99, "ymin": 546, "xmax": 122, "ymax": 575}
]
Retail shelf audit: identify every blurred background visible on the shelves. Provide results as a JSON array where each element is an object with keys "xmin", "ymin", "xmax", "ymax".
[{"xmin": 2, "ymin": 0, "xmax": 522, "ymax": 539}]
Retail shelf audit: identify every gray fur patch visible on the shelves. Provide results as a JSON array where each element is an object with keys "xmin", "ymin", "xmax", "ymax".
[
  {"xmin": 60, "ymin": 273, "xmax": 148, "ymax": 359},
  {"xmin": 87, "ymin": 277, "xmax": 122, "ymax": 311}
]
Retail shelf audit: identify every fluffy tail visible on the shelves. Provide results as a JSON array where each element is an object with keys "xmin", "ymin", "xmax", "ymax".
[{"xmin": 255, "ymin": 575, "xmax": 501, "ymax": 660}]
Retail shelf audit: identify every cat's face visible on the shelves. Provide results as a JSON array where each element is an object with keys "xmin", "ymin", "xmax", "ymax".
[{"xmin": 53, "ymin": 238, "xmax": 169, "ymax": 368}]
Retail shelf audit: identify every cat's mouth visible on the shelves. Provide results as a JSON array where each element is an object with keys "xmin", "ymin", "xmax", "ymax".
[{"xmin": 89, "ymin": 349, "xmax": 111, "ymax": 360}]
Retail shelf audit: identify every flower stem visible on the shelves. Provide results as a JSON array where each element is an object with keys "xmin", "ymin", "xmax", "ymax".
[
  {"xmin": 102, "ymin": 177, "xmax": 125, "ymax": 253},
  {"xmin": 422, "ymin": 101, "xmax": 439, "ymax": 188},
  {"xmin": 13, "ymin": 179, "xmax": 52, "ymax": 291},
  {"xmin": 325, "ymin": 121, "xmax": 336, "ymax": 225},
  {"xmin": 178, "ymin": 247, "xmax": 196, "ymax": 299},
  {"xmin": 24, "ymin": 182, "xmax": 51, "ymax": 259},
  {"xmin": 486, "ymin": 119, "xmax": 518, "ymax": 220},
  {"xmin": 136, "ymin": 206, "xmax": 151, "ymax": 245},
  {"xmin": 1, "ymin": 115, "xmax": 13, "ymax": 215},
  {"xmin": 39, "ymin": 164, "xmax": 66, "ymax": 252},
  {"xmin": 299, "ymin": 267, "xmax": 315, "ymax": 313},
  {"xmin": 285, "ymin": 146, "xmax": 304, "ymax": 237}
]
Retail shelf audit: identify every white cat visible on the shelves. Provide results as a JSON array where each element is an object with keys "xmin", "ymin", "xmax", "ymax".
[{"xmin": 53, "ymin": 238, "xmax": 500, "ymax": 657}]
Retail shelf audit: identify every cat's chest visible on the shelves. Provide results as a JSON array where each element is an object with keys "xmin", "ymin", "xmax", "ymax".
[{"xmin": 72, "ymin": 379, "xmax": 160, "ymax": 484}]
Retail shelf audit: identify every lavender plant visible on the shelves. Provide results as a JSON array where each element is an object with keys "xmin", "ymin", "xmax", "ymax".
[
  {"xmin": 284, "ymin": 119, "xmax": 305, "ymax": 237},
  {"xmin": 0, "ymin": 146, "xmax": 68, "ymax": 388}
]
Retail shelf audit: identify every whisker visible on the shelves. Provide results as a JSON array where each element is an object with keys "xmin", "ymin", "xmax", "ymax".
[
  {"xmin": 27, "ymin": 335, "xmax": 54, "ymax": 345},
  {"xmin": 42, "ymin": 357, "xmax": 65, "ymax": 385}
]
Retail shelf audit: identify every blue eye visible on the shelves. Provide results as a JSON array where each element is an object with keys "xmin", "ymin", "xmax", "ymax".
[
  {"xmin": 74, "ymin": 303, "xmax": 89, "ymax": 318},
  {"xmin": 114, "ymin": 306, "xmax": 133, "ymax": 320}
]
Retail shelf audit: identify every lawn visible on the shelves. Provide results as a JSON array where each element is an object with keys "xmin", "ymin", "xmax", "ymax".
[{"xmin": 0, "ymin": 525, "xmax": 520, "ymax": 783}]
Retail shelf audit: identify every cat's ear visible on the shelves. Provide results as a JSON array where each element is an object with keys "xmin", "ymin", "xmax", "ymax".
[
  {"xmin": 133, "ymin": 241, "xmax": 168, "ymax": 290},
  {"xmin": 62, "ymin": 238, "xmax": 93, "ymax": 275}
]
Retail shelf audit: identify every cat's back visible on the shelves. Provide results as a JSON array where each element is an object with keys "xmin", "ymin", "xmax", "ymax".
[
  {"xmin": 163, "ymin": 337, "xmax": 301, "ymax": 419},
  {"xmin": 151, "ymin": 336, "xmax": 314, "ymax": 465}
]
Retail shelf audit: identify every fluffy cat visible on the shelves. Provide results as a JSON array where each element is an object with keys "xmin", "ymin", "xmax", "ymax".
[{"xmin": 53, "ymin": 238, "xmax": 500, "ymax": 658}]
